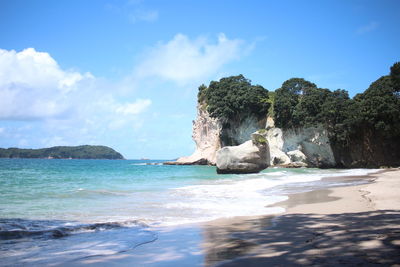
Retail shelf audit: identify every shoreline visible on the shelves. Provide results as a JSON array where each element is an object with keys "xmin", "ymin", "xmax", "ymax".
[
  {"xmin": 205, "ymin": 168, "xmax": 400, "ymax": 266},
  {"xmin": 68, "ymin": 168, "xmax": 400, "ymax": 266},
  {"xmin": 269, "ymin": 168, "xmax": 386, "ymax": 213}
]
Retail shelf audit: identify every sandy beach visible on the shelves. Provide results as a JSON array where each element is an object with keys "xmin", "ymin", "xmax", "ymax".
[{"xmin": 69, "ymin": 169, "xmax": 400, "ymax": 267}]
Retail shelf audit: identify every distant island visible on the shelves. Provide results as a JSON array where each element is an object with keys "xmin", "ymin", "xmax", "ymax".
[{"xmin": 0, "ymin": 145, "xmax": 124, "ymax": 159}]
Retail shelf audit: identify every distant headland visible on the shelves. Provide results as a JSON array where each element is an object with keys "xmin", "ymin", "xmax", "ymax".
[
  {"xmin": 173, "ymin": 62, "xmax": 400, "ymax": 170},
  {"xmin": 0, "ymin": 145, "xmax": 124, "ymax": 160}
]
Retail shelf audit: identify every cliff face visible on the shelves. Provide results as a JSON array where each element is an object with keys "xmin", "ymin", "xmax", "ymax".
[
  {"xmin": 179, "ymin": 105, "xmax": 399, "ymax": 168},
  {"xmin": 331, "ymin": 128, "xmax": 400, "ymax": 168},
  {"xmin": 263, "ymin": 117, "xmax": 336, "ymax": 168},
  {"xmin": 176, "ymin": 105, "xmax": 222, "ymax": 165},
  {"xmin": 177, "ymin": 105, "xmax": 263, "ymax": 165},
  {"xmin": 178, "ymin": 105, "xmax": 336, "ymax": 168},
  {"xmin": 220, "ymin": 116, "xmax": 264, "ymax": 147}
]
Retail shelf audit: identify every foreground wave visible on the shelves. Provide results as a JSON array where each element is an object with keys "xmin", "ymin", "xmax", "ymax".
[
  {"xmin": 0, "ymin": 218, "xmax": 147, "ymax": 240},
  {"xmin": 0, "ymin": 218, "xmax": 157, "ymax": 266}
]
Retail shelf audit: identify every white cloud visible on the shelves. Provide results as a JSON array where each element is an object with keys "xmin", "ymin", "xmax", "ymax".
[
  {"xmin": 0, "ymin": 48, "xmax": 93, "ymax": 120},
  {"xmin": 134, "ymin": 33, "xmax": 245, "ymax": 85},
  {"xmin": 356, "ymin": 21, "xmax": 379, "ymax": 35},
  {"xmin": 105, "ymin": 1, "xmax": 158, "ymax": 24},
  {"xmin": 0, "ymin": 48, "xmax": 152, "ymax": 123},
  {"xmin": 129, "ymin": 9, "xmax": 158, "ymax": 23},
  {"xmin": 116, "ymin": 99, "xmax": 152, "ymax": 115}
]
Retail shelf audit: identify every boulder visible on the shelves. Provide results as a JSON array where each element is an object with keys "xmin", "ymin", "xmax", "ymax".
[
  {"xmin": 216, "ymin": 133, "xmax": 270, "ymax": 174},
  {"xmin": 279, "ymin": 162, "xmax": 308, "ymax": 168},
  {"xmin": 287, "ymin": 149, "xmax": 307, "ymax": 163}
]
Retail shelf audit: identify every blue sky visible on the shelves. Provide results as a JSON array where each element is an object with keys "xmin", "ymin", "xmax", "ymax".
[{"xmin": 0, "ymin": 0, "xmax": 399, "ymax": 159}]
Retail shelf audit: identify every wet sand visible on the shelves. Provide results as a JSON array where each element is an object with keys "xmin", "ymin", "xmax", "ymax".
[{"xmin": 68, "ymin": 169, "xmax": 400, "ymax": 267}]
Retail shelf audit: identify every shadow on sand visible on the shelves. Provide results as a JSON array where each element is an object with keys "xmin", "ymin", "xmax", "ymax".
[{"xmin": 204, "ymin": 210, "xmax": 400, "ymax": 266}]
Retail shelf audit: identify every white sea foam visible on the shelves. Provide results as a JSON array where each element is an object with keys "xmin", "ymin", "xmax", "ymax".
[
  {"xmin": 0, "ymin": 219, "xmax": 157, "ymax": 266},
  {"xmin": 158, "ymin": 168, "xmax": 379, "ymax": 226}
]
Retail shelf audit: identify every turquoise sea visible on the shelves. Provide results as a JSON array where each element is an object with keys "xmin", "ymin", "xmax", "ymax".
[{"xmin": 0, "ymin": 159, "xmax": 377, "ymax": 265}]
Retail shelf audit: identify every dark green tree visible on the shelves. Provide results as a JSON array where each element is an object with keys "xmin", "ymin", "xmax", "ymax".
[
  {"xmin": 321, "ymin": 89, "xmax": 353, "ymax": 143},
  {"xmin": 353, "ymin": 75, "xmax": 400, "ymax": 137},
  {"xmin": 274, "ymin": 78, "xmax": 317, "ymax": 128},
  {"xmin": 202, "ymin": 75, "xmax": 270, "ymax": 121},
  {"xmin": 292, "ymin": 87, "xmax": 331, "ymax": 127},
  {"xmin": 390, "ymin": 62, "xmax": 400, "ymax": 92}
]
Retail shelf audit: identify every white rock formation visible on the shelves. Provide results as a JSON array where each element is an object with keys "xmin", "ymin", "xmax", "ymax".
[
  {"xmin": 282, "ymin": 127, "xmax": 336, "ymax": 167},
  {"xmin": 176, "ymin": 105, "xmax": 222, "ymax": 165},
  {"xmin": 177, "ymin": 110, "xmax": 336, "ymax": 168},
  {"xmin": 260, "ymin": 117, "xmax": 336, "ymax": 167},
  {"xmin": 287, "ymin": 149, "xmax": 307, "ymax": 163},
  {"xmin": 265, "ymin": 127, "xmax": 291, "ymax": 165},
  {"xmin": 216, "ymin": 133, "xmax": 270, "ymax": 174}
]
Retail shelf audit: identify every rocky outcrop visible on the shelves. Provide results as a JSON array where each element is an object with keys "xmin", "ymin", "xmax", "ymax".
[
  {"xmin": 175, "ymin": 105, "xmax": 263, "ymax": 166},
  {"xmin": 216, "ymin": 133, "xmax": 270, "ymax": 174},
  {"xmin": 331, "ymin": 128, "xmax": 400, "ymax": 168},
  {"xmin": 174, "ymin": 108, "xmax": 337, "ymax": 168},
  {"xmin": 219, "ymin": 115, "xmax": 264, "ymax": 146},
  {"xmin": 175, "ymin": 105, "xmax": 222, "ymax": 165},
  {"xmin": 265, "ymin": 127, "xmax": 291, "ymax": 165},
  {"xmin": 282, "ymin": 127, "xmax": 336, "ymax": 167},
  {"xmin": 287, "ymin": 150, "xmax": 307, "ymax": 163},
  {"xmin": 262, "ymin": 118, "xmax": 336, "ymax": 168}
]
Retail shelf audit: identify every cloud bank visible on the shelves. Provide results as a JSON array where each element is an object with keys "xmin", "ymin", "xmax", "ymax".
[
  {"xmin": 0, "ymin": 48, "xmax": 93, "ymax": 120},
  {"xmin": 0, "ymin": 33, "xmax": 248, "ymax": 151},
  {"xmin": 0, "ymin": 48, "xmax": 151, "ymax": 121},
  {"xmin": 134, "ymin": 33, "xmax": 245, "ymax": 85}
]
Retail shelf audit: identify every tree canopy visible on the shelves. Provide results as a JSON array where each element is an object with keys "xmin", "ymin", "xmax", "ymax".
[
  {"xmin": 390, "ymin": 62, "xmax": 400, "ymax": 91},
  {"xmin": 199, "ymin": 75, "xmax": 270, "ymax": 121},
  {"xmin": 273, "ymin": 78, "xmax": 317, "ymax": 128},
  {"xmin": 272, "ymin": 62, "xmax": 400, "ymax": 144},
  {"xmin": 352, "ymin": 75, "xmax": 400, "ymax": 138}
]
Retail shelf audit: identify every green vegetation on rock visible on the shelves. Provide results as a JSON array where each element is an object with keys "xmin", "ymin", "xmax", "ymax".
[
  {"xmin": 270, "ymin": 62, "xmax": 400, "ymax": 167},
  {"xmin": 390, "ymin": 62, "xmax": 400, "ymax": 91},
  {"xmin": 257, "ymin": 129, "xmax": 267, "ymax": 134},
  {"xmin": 198, "ymin": 75, "xmax": 270, "ymax": 121},
  {"xmin": 196, "ymin": 61, "xmax": 400, "ymax": 167},
  {"xmin": 253, "ymin": 134, "xmax": 267, "ymax": 144},
  {"xmin": 273, "ymin": 78, "xmax": 317, "ymax": 129},
  {"xmin": 0, "ymin": 145, "xmax": 124, "ymax": 159},
  {"xmin": 272, "ymin": 63, "xmax": 400, "ymax": 143}
]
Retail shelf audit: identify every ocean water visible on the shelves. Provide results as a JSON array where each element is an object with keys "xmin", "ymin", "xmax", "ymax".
[{"xmin": 0, "ymin": 159, "xmax": 377, "ymax": 265}]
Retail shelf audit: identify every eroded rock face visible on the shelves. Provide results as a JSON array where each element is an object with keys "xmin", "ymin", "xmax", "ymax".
[
  {"xmin": 220, "ymin": 115, "xmax": 262, "ymax": 146},
  {"xmin": 176, "ymin": 105, "xmax": 222, "ymax": 165},
  {"xmin": 265, "ymin": 127, "xmax": 291, "ymax": 165},
  {"xmin": 282, "ymin": 127, "xmax": 335, "ymax": 168},
  {"xmin": 176, "ymin": 106, "xmax": 262, "ymax": 165},
  {"xmin": 177, "ymin": 110, "xmax": 336, "ymax": 168},
  {"xmin": 216, "ymin": 133, "xmax": 270, "ymax": 174},
  {"xmin": 263, "ymin": 118, "xmax": 336, "ymax": 168}
]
